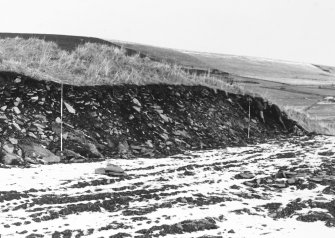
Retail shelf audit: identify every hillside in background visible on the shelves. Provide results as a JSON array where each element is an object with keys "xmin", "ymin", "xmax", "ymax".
[
  {"xmin": 185, "ymin": 51, "xmax": 335, "ymax": 85},
  {"xmin": 1, "ymin": 33, "xmax": 335, "ymax": 135},
  {"xmin": 110, "ymin": 39, "xmax": 206, "ymax": 67}
]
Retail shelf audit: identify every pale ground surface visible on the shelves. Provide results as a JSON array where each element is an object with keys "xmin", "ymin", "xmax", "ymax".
[{"xmin": 1, "ymin": 135, "xmax": 335, "ymax": 237}]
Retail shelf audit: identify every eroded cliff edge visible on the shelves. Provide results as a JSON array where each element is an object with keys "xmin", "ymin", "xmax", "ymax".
[{"xmin": 0, "ymin": 72, "xmax": 303, "ymax": 165}]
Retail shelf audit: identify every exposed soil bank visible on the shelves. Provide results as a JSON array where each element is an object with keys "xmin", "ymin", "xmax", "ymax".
[{"xmin": 0, "ymin": 72, "xmax": 303, "ymax": 165}]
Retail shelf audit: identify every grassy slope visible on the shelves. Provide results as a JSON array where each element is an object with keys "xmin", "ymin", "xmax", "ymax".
[
  {"xmin": 0, "ymin": 33, "xmax": 117, "ymax": 51},
  {"xmin": 2, "ymin": 33, "xmax": 334, "ymax": 85},
  {"xmin": 0, "ymin": 33, "xmax": 207, "ymax": 69},
  {"xmin": 0, "ymin": 37, "xmax": 241, "ymax": 93}
]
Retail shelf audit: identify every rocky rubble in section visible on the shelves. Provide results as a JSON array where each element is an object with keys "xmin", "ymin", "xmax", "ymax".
[{"xmin": 0, "ymin": 72, "xmax": 301, "ymax": 165}]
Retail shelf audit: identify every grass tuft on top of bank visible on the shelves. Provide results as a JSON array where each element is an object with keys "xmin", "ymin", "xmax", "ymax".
[{"xmin": 0, "ymin": 37, "xmax": 242, "ymax": 92}]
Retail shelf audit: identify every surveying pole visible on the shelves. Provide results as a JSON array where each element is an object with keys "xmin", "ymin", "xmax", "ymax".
[{"xmin": 60, "ymin": 83, "xmax": 63, "ymax": 153}]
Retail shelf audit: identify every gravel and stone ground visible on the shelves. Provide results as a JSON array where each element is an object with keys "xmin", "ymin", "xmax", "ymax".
[{"xmin": 1, "ymin": 135, "xmax": 335, "ymax": 237}]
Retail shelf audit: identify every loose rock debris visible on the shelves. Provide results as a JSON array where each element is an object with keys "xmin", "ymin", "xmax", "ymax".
[
  {"xmin": 0, "ymin": 72, "xmax": 302, "ymax": 166},
  {"xmin": 1, "ymin": 135, "xmax": 335, "ymax": 237}
]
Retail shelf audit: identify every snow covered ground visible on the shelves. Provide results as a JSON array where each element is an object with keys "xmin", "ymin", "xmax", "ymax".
[{"xmin": 1, "ymin": 135, "xmax": 335, "ymax": 237}]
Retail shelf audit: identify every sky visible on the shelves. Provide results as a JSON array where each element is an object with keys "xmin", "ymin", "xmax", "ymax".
[{"xmin": 0, "ymin": 0, "xmax": 334, "ymax": 66}]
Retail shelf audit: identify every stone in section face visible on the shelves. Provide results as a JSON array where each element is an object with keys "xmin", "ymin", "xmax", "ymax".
[{"xmin": 19, "ymin": 142, "xmax": 60, "ymax": 164}]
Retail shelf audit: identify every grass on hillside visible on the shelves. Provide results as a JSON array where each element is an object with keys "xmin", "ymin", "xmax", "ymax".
[
  {"xmin": 0, "ymin": 33, "xmax": 115, "ymax": 51},
  {"xmin": 116, "ymin": 41, "xmax": 206, "ymax": 67},
  {"xmin": 0, "ymin": 37, "xmax": 242, "ymax": 94}
]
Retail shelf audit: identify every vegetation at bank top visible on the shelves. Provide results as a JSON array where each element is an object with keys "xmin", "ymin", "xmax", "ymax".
[
  {"xmin": 0, "ymin": 32, "xmax": 113, "ymax": 51},
  {"xmin": 0, "ymin": 37, "xmax": 242, "ymax": 93}
]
